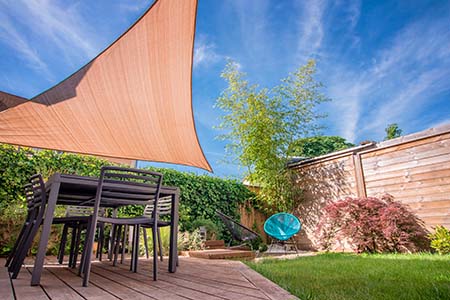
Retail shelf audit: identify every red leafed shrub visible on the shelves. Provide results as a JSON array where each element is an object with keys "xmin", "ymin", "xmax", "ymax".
[{"xmin": 317, "ymin": 194, "xmax": 429, "ymax": 253}]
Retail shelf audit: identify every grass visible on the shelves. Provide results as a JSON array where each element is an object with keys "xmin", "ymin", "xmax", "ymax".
[{"xmin": 246, "ymin": 253, "xmax": 450, "ymax": 300}]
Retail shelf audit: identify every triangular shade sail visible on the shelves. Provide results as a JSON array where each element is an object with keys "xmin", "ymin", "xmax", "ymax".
[{"xmin": 0, "ymin": 0, "xmax": 211, "ymax": 171}]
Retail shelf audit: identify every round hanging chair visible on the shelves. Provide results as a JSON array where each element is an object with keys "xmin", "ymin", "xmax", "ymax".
[{"xmin": 264, "ymin": 213, "xmax": 301, "ymax": 241}]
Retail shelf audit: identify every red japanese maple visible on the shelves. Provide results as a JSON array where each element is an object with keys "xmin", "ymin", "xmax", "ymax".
[{"xmin": 317, "ymin": 195, "xmax": 429, "ymax": 253}]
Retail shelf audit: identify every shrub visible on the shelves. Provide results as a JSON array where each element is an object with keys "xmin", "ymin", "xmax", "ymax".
[
  {"xmin": 428, "ymin": 225, "xmax": 450, "ymax": 255},
  {"xmin": 177, "ymin": 229, "xmax": 204, "ymax": 251},
  {"xmin": 185, "ymin": 218, "xmax": 220, "ymax": 240},
  {"xmin": 317, "ymin": 195, "xmax": 429, "ymax": 253}
]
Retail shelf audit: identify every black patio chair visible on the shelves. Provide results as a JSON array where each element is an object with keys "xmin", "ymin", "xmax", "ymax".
[
  {"xmin": 8, "ymin": 174, "xmax": 92, "ymax": 279},
  {"xmin": 57, "ymin": 206, "xmax": 106, "ymax": 268},
  {"xmin": 216, "ymin": 210, "xmax": 260, "ymax": 248},
  {"xmin": 4, "ymin": 183, "xmax": 34, "ymax": 269},
  {"xmin": 112, "ymin": 196, "xmax": 172, "ymax": 265},
  {"xmin": 81, "ymin": 166, "xmax": 164, "ymax": 287}
]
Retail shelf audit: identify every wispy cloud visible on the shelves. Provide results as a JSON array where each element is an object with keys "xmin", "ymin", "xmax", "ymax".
[
  {"xmin": 194, "ymin": 36, "xmax": 222, "ymax": 68},
  {"xmin": 296, "ymin": 0, "xmax": 327, "ymax": 61},
  {"xmin": 1, "ymin": 0, "xmax": 100, "ymax": 71},
  {"xmin": 0, "ymin": 11, "xmax": 52, "ymax": 80},
  {"xmin": 229, "ymin": 0, "xmax": 271, "ymax": 63},
  {"xmin": 326, "ymin": 13, "xmax": 450, "ymax": 142},
  {"xmin": 21, "ymin": 0, "xmax": 98, "ymax": 61},
  {"xmin": 117, "ymin": 0, "xmax": 150, "ymax": 13}
]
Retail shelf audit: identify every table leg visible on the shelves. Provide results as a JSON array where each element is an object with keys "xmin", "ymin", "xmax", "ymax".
[
  {"xmin": 31, "ymin": 181, "xmax": 60, "ymax": 286},
  {"xmin": 169, "ymin": 191, "xmax": 179, "ymax": 273}
]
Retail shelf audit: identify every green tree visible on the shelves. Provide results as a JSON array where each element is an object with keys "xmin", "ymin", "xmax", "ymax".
[
  {"xmin": 291, "ymin": 136, "xmax": 354, "ymax": 158},
  {"xmin": 384, "ymin": 123, "xmax": 402, "ymax": 140},
  {"xmin": 215, "ymin": 59, "xmax": 328, "ymax": 212}
]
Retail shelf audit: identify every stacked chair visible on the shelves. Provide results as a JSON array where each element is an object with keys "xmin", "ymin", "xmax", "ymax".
[{"xmin": 5, "ymin": 174, "xmax": 91, "ymax": 278}]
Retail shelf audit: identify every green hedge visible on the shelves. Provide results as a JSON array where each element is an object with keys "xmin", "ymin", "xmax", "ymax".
[{"xmin": 0, "ymin": 144, "xmax": 254, "ymax": 253}]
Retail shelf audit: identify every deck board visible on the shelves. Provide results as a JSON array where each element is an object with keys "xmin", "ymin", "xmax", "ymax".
[
  {"xmin": 2, "ymin": 257, "xmax": 297, "ymax": 300},
  {"xmin": 0, "ymin": 259, "xmax": 14, "ymax": 300},
  {"xmin": 34, "ymin": 268, "xmax": 84, "ymax": 300},
  {"xmin": 50, "ymin": 267, "xmax": 121, "ymax": 300},
  {"xmin": 11, "ymin": 268, "xmax": 49, "ymax": 300}
]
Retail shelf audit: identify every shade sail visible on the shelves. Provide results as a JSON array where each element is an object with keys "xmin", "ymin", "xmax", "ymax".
[{"xmin": 0, "ymin": 0, "xmax": 212, "ymax": 171}]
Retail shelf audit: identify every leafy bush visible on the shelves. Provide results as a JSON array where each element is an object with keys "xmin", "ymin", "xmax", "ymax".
[
  {"xmin": 317, "ymin": 195, "xmax": 429, "ymax": 253},
  {"xmin": 428, "ymin": 225, "xmax": 450, "ymax": 255},
  {"xmin": 177, "ymin": 229, "xmax": 204, "ymax": 251},
  {"xmin": 185, "ymin": 218, "xmax": 220, "ymax": 240}
]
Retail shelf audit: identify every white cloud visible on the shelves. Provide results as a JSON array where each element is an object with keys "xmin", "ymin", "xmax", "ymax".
[
  {"xmin": 326, "ymin": 15, "xmax": 450, "ymax": 142},
  {"xmin": 0, "ymin": 0, "xmax": 100, "ymax": 70},
  {"xmin": 296, "ymin": 0, "xmax": 326, "ymax": 61},
  {"xmin": 117, "ymin": 0, "xmax": 150, "ymax": 13},
  {"xmin": 229, "ymin": 0, "xmax": 271, "ymax": 63},
  {"xmin": 0, "ymin": 11, "xmax": 52, "ymax": 80},
  {"xmin": 194, "ymin": 38, "xmax": 222, "ymax": 68}
]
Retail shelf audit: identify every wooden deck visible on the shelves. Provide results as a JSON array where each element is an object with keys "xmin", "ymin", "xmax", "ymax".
[{"xmin": 0, "ymin": 257, "xmax": 297, "ymax": 300}]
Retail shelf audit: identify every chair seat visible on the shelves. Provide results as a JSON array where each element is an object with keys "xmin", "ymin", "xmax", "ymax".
[
  {"xmin": 98, "ymin": 216, "xmax": 169, "ymax": 226},
  {"xmin": 52, "ymin": 216, "xmax": 91, "ymax": 224}
]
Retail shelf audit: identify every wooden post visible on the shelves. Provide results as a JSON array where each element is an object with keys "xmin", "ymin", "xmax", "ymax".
[{"xmin": 352, "ymin": 153, "xmax": 367, "ymax": 198}]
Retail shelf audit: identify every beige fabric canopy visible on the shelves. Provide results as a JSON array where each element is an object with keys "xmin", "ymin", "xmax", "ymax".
[{"xmin": 0, "ymin": 0, "xmax": 211, "ymax": 171}]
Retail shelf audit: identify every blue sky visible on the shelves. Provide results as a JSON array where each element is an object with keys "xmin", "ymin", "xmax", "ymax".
[{"xmin": 1, "ymin": 0, "xmax": 449, "ymax": 178}]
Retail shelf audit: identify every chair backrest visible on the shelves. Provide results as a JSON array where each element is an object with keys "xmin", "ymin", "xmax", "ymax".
[
  {"xmin": 143, "ymin": 196, "xmax": 172, "ymax": 217},
  {"xmin": 28, "ymin": 174, "xmax": 48, "ymax": 224},
  {"xmin": 216, "ymin": 210, "xmax": 260, "ymax": 242},
  {"xmin": 29, "ymin": 174, "xmax": 47, "ymax": 209},
  {"xmin": 24, "ymin": 183, "xmax": 34, "ymax": 207},
  {"xmin": 95, "ymin": 166, "xmax": 163, "ymax": 219},
  {"xmin": 23, "ymin": 183, "xmax": 35, "ymax": 221},
  {"xmin": 264, "ymin": 213, "xmax": 301, "ymax": 241}
]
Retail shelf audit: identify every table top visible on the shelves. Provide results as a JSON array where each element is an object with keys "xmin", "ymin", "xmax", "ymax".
[{"xmin": 46, "ymin": 173, "xmax": 179, "ymax": 207}]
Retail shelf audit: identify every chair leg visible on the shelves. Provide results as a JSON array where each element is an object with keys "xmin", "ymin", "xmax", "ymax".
[
  {"xmin": 120, "ymin": 225, "xmax": 127, "ymax": 264},
  {"xmin": 5, "ymin": 221, "xmax": 28, "ymax": 268},
  {"xmin": 152, "ymin": 225, "xmax": 158, "ymax": 280},
  {"xmin": 68, "ymin": 226, "xmax": 78, "ymax": 268},
  {"xmin": 57, "ymin": 224, "xmax": 69, "ymax": 264},
  {"xmin": 157, "ymin": 227, "xmax": 163, "ymax": 261},
  {"xmin": 72, "ymin": 224, "xmax": 83, "ymax": 268},
  {"xmin": 82, "ymin": 218, "xmax": 97, "ymax": 287},
  {"xmin": 130, "ymin": 225, "xmax": 140, "ymax": 273},
  {"xmin": 96, "ymin": 223, "xmax": 103, "ymax": 260},
  {"xmin": 113, "ymin": 225, "xmax": 122, "ymax": 267},
  {"xmin": 143, "ymin": 228, "xmax": 149, "ymax": 259},
  {"xmin": 10, "ymin": 219, "xmax": 40, "ymax": 279},
  {"xmin": 291, "ymin": 237, "xmax": 299, "ymax": 253},
  {"xmin": 133, "ymin": 225, "xmax": 140, "ymax": 273},
  {"xmin": 108, "ymin": 224, "xmax": 117, "ymax": 261},
  {"xmin": 130, "ymin": 226, "xmax": 136, "ymax": 272}
]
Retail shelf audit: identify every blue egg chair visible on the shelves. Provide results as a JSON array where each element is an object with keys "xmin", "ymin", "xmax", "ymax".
[{"xmin": 264, "ymin": 213, "xmax": 301, "ymax": 253}]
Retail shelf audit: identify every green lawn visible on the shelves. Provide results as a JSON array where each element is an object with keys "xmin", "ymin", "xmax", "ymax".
[{"xmin": 246, "ymin": 253, "xmax": 450, "ymax": 300}]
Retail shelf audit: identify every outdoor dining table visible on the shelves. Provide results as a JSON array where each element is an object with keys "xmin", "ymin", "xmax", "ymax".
[{"xmin": 30, "ymin": 173, "xmax": 180, "ymax": 286}]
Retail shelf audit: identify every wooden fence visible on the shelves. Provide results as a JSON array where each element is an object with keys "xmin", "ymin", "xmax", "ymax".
[{"xmin": 289, "ymin": 124, "xmax": 450, "ymax": 250}]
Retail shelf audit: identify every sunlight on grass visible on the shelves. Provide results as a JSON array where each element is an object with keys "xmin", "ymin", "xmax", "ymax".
[{"xmin": 246, "ymin": 253, "xmax": 450, "ymax": 300}]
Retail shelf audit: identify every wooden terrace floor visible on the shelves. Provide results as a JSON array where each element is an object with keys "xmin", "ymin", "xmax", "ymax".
[{"xmin": 1, "ymin": 257, "xmax": 297, "ymax": 300}]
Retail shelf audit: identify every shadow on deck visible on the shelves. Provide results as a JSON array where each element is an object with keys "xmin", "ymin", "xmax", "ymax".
[{"xmin": 1, "ymin": 257, "xmax": 297, "ymax": 300}]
